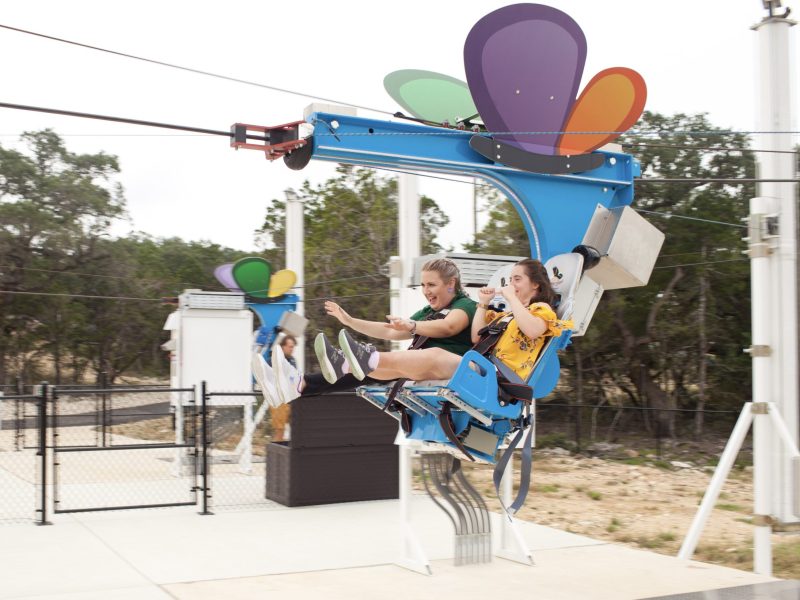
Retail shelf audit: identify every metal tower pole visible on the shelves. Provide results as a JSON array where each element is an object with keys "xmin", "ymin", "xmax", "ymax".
[
  {"xmin": 285, "ymin": 189, "xmax": 305, "ymax": 373},
  {"xmin": 752, "ymin": 1, "xmax": 799, "ymax": 526}
]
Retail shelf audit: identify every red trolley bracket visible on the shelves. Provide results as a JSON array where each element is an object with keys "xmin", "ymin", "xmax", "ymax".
[{"xmin": 230, "ymin": 121, "xmax": 307, "ymax": 160}]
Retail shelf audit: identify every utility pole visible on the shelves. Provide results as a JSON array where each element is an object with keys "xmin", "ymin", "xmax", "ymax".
[
  {"xmin": 751, "ymin": 0, "xmax": 798, "ymax": 529},
  {"xmin": 397, "ymin": 173, "xmax": 421, "ymax": 319},
  {"xmin": 285, "ymin": 188, "xmax": 305, "ymax": 373}
]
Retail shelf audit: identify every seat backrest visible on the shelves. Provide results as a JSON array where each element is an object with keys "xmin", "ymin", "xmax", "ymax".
[
  {"xmin": 485, "ymin": 253, "xmax": 583, "ymax": 318},
  {"xmin": 543, "ymin": 253, "xmax": 583, "ymax": 320}
]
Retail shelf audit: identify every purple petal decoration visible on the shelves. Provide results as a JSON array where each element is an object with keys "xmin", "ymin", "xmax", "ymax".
[
  {"xmin": 214, "ymin": 263, "xmax": 241, "ymax": 292},
  {"xmin": 464, "ymin": 3, "xmax": 586, "ymax": 155}
]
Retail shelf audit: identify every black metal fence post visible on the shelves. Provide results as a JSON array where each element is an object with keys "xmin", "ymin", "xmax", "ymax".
[
  {"xmin": 36, "ymin": 382, "xmax": 51, "ymax": 525},
  {"xmin": 100, "ymin": 371, "xmax": 109, "ymax": 447},
  {"xmin": 14, "ymin": 376, "xmax": 23, "ymax": 451},
  {"xmin": 199, "ymin": 381, "xmax": 212, "ymax": 515}
]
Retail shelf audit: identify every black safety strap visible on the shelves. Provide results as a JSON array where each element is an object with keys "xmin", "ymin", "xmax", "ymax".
[
  {"xmin": 439, "ymin": 403, "xmax": 475, "ymax": 462},
  {"xmin": 471, "ymin": 313, "xmax": 513, "ymax": 357},
  {"xmin": 492, "ymin": 403, "xmax": 534, "ymax": 516},
  {"xmin": 383, "ymin": 308, "xmax": 452, "ymax": 412}
]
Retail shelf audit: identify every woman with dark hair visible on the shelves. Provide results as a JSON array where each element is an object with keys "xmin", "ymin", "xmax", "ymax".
[{"xmin": 331, "ymin": 258, "xmax": 571, "ymax": 384}]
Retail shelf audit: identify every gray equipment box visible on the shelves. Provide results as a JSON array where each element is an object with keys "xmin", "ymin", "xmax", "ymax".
[{"xmin": 581, "ymin": 206, "xmax": 665, "ymax": 290}]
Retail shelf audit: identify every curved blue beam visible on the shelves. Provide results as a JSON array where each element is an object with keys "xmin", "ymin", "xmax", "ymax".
[{"xmin": 307, "ymin": 112, "xmax": 639, "ymax": 259}]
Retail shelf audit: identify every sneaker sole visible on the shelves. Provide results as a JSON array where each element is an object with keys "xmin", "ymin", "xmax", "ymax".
[
  {"xmin": 339, "ymin": 329, "xmax": 366, "ymax": 381},
  {"xmin": 314, "ymin": 333, "xmax": 339, "ymax": 384}
]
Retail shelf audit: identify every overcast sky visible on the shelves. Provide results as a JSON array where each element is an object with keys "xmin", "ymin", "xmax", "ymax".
[{"xmin": 0, "ymin": 1, "xmax": 795, "ymax": 253}]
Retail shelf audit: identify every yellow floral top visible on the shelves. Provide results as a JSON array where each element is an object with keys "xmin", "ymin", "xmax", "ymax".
[{"xmin": 484, "ymin": 302, "xmax": 573, "ymax": 380}]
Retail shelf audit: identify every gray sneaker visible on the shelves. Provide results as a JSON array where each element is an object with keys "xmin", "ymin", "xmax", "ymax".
[
  {"xmin": 338, "ymin": 329, "xmax": 377, "ymax": 381},
  {"xmin": 314, "ymin": 333, "xmax": 347, "ymax": 384}
]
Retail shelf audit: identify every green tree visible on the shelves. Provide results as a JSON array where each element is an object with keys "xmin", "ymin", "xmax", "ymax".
[
  {"xmin": 0, "ymin": 130, "xmax": 124, "ymax": 383},
  {"xmin": 257, "ymin": 165, "xmax": 450, "ymax": 365}
]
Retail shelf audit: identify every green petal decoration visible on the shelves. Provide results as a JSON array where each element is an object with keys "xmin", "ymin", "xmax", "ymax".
[
  {"xmin": 384, "ymin": 69, "xmax": 479, "ymax": 124},
  {"xmin": 232, "ymin": 257, "xmax": 272, "ymax": 299},
  {"xmin": 268, "ymin": 269, "xmax": 297, "ymax": 298}
]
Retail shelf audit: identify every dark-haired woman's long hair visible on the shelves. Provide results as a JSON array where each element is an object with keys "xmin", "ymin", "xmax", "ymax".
[{"xmin": 516, "ymin": 258, "xmax": 557, "ymax": 307}]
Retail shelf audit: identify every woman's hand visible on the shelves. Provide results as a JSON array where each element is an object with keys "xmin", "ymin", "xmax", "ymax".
[
  {"xmin": 324, "ymin": 301, "xmax": 352, "ymax": 325},
  {"xmin": 478, "ymin": 287, "xmax": 496, "ymax": 305},
  {"xmin": 385, "ymin": 315, "xmax": 415, "ymax": 332},
  {"xmin": 499, "ymin": 285, "xmax": 517, "ymax": 303}
]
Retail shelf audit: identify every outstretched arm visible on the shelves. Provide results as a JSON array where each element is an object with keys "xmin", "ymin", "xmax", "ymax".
[
  {"xmin": 385, "ymin": 309, "xmax": 469, "ymax": 340},
  {"xmin": 324, "ymin": 301, "xmax": 411, "ymax": 341}
]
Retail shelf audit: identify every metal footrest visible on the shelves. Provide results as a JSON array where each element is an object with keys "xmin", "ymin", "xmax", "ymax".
[
  {"xmin": 398, "ymin": 389, "xmax": 442, "ymax": 415},
  {"xmin": 356, "ymin": 388, "xmax": 401, "ymax": 422},
  {"xmin": 437, "ymin": 389, "xmax": 492, "ymax": 426}
]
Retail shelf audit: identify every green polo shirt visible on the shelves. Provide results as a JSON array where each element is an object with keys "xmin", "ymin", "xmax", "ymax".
[{"xmin": 409, "ymin": 294, "xmax": 477, "ymax": 356}]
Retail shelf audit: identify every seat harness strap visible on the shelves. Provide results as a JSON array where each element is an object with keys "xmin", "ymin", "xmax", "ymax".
[
  {"xmin": 492, "ymin": 403, "xmax": 534, "ymax": 515},
  {"xmin": 438, "ymin": 402, "xmax": 475, "ymax": 462},
  {"xmin": 471, "ymin": 313, "xmax": 514, "ymax": 357}
]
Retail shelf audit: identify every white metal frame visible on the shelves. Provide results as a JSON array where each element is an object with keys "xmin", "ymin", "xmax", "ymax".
[{"xmin": 678, "ymin": 402, "xmax": 800, "ymax": 575}]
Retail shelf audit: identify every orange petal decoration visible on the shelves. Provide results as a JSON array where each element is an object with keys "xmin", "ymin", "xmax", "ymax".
[{"xmin": 557, "ymin": 67, "xmax": 647, "ymax": 156}]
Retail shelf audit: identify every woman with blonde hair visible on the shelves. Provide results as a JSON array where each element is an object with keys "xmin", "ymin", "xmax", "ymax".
[{"xmin": 256, "ymin": 258, "xmax": 477, "ymax": 404}]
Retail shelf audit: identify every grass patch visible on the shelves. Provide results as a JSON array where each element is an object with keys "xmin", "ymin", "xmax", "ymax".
[
  {"xmin": 536, "ymin": 483, "xmax": 560, "ymax": 494},
  {"xmin": 606, "ymin": 518, "xmax": 622, "ymax": 533},
  {"xmin": 695, "ymin": 539, "xmax": 799, "ymax": 578},
  {"xmin": 587, "ymin": 490, "xmax": 602, "ymax": 501},
  {"xmin": 715, "ymin": 503, "xmax": 743, "ymax": 512}
]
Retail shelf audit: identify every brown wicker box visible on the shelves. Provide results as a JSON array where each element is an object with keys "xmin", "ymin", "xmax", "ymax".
[
  {"xmin": 266, "ymin": 442, "xmax": 398, "ymax": 506},
  {"xmin": 288, "ymin": 393, "xmax": 398, "ymax": 448}
]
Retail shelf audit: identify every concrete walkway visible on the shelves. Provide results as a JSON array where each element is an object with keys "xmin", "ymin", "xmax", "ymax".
[{"xmin": 0, "ymin": 495, "xmax": 777, "ymax": 600}]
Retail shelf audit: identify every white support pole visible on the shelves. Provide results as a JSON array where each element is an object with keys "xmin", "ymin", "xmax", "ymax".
[
  {"xmin": 753, "ymin": 404, "xmax": 773, "ymax": 574},
  {"xmin": 389, "ymin": 256, "xmax": 403, "ymax": 352},
  {"xmin": 752, "ymin": 5, "xmax": 799, "ymax": 524},
  {"xmin": 238, "ymin": 401, "xmax": 254, "ymax": 473},
  {"xmin": 397, "ymin": 445, "xmax": 431, "ymax": 575},
  {"xmin": 394, "ymin": 173, "xmax": 428, "ymax": 574},
  {"xmin": 397, "ymin": 173, "xmax": 420, "ymax": 319},
  {"xmin": 496, "ymin": 453, "xmax": 534, "ymax": 565},
  {"xmin": 285, "ymin": 189, "xmax": 305, "ymax": 373},
  {"xmin": 678, "ymin": 404, "xmax": 754, "ymax": 560}
]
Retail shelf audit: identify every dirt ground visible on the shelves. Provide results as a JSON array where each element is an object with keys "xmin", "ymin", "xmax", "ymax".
[{"xmin": 454, "ymin": 446, "xmax": 800, "ymax": 579}]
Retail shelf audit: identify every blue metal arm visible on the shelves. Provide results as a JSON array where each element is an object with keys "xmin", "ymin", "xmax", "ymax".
[{"xmin": 308, "ymin": 112, "xmax": 639, "ymax": 260}]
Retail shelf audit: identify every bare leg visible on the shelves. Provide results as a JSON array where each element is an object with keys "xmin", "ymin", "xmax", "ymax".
[{"xmin": 368, "ymin": 347, "xmax": 461, "ymax": 381}]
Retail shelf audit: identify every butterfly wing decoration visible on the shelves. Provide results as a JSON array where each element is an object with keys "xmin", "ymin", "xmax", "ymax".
[
  {"xmin": 384, "ymin": 69, "xmax": 479, "ymax": 126},
  {"xmin": 214, "ymin": 263, "xmax": 241, "ymax": 292},
  {"xmin": 463, "ymin": 3, "xmax": 647, "ymax": 174},
  {"xmin": 215, "ymin": 258, "xmax": 296, "ymax": 303}
]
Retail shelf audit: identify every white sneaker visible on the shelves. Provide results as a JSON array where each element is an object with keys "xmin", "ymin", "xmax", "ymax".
[
  {"xmin": 251, "ymin": 352, "xmax": 281, "ymax": 408},
  {"xmin": 272, "ymin": 344, "xmax": 302, "ymax": 405}
]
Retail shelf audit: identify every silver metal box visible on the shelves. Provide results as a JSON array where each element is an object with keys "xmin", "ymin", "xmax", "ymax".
[
  {"xmin": 411, "ymin": 253, "xmax": 525, "ymax": 288},
  {"xmin": 581, "ymin": 206, "xmax": 665, "ymax": 290},
  {"xmin": 571, "ymin": 276, "xmax": 604, "ymax": 337},
  {"xmin": 179, "ymin": 290, "xmax": 246, "ymax": 311}
]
